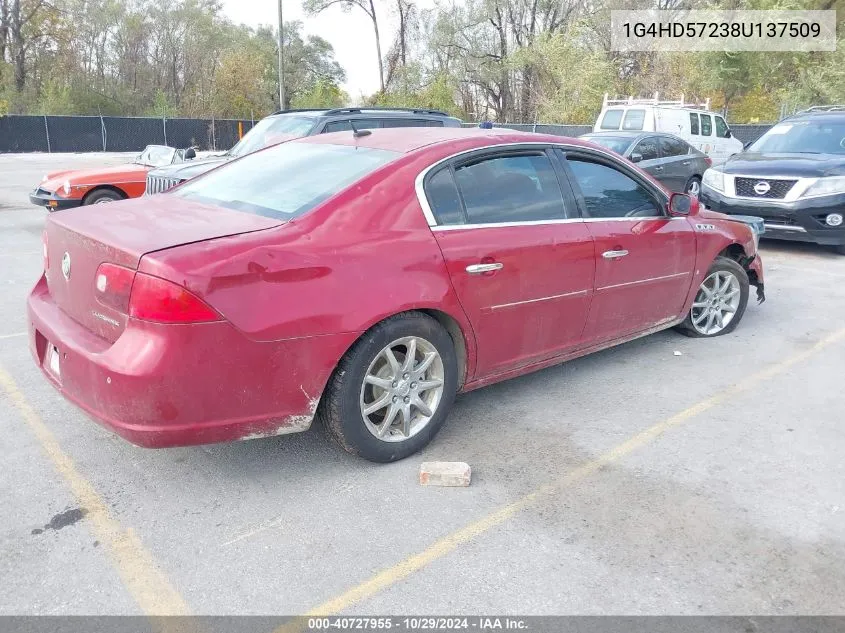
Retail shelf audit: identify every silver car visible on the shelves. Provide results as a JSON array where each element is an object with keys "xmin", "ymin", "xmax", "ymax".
[{"xmin": 580, "ymin": 131, "xmax": 712, "ymax": 197}]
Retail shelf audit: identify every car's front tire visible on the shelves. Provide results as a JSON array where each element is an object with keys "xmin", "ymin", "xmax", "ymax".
[
  {"xmin": 83, "ymin": 189, "xmax": 123, "ymax": 205},
  {"xmin": 320, "ymin": 312, "xmax": 458, "ymax": 462},
  {"xmin": 677, "ymin": 256, "xmax": 750, "ymax": 338},
  {"xmin": 685, "ymin": 176, "xmax": 702, "ymax": 198}
]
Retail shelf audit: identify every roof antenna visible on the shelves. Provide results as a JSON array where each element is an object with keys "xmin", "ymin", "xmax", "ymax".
[{"xmin": 349, "ymin": 120, "xmax": 371, "ymax": 138}]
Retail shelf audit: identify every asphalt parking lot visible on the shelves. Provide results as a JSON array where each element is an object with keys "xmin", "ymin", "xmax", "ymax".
[{"xmin": 1, "ymin": 152, "xmax": 844, "ymax": 617}]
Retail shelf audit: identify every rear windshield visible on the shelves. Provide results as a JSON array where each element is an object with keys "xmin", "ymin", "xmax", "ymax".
[
  {"xmin": 600, "ymin": 109, "xmax": 623, "ymax": 130},
  {"xmin": 622, "ymin": 109, "xmax": 646, "ymax": 130},
  {"xmin": 228, "ymin": 116, "xmax": 317, "ymax": 157},
  {"xmin": 174, "ymin": 143, "xmax": 400, "ymax": 219},
  {"xmin": 583, "ymin": 136, "xmax": 631, "ymax": 155}
]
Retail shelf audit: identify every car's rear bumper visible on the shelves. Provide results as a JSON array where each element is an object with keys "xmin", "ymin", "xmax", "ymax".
[
  {"xmin": 700, "ymin": 186, "xmax": 845, "ymax": 246},
  {"xmin": 27, "ymin": 274, "xmax": 357, "ymax": 447},
  {"xmin": 29, "ymin": 189, "xmax": 83, "ymax": 211}
]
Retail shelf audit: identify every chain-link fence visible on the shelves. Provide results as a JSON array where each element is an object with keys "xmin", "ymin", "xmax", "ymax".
[
  {"xmin": 0, "ymin": 115, "xmax": 772, "ymax": 154},
  {"xmin": 0, "ymin": 115, "xmax": 256, "ymax": 153}
]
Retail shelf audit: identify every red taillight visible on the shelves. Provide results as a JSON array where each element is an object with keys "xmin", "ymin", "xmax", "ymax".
[
  {"xmin": 42, "ymin": 232, "xmax": 49, "ymax": 271},
  {"xmin": 129, "ymin": 273, "xmax": 221, "ymax": 324},
  {"xmin": 704, "ymin": 156, "xmax": 713, "ymax": 167},
  {"xmin": 95, "ymin": 263, "xmax": 135, "ymax": 313}
]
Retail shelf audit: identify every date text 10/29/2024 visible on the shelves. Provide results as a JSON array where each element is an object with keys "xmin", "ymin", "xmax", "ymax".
[{"xmin": 307, "ymin": 618, "xmax": 528, "ymax": 631}]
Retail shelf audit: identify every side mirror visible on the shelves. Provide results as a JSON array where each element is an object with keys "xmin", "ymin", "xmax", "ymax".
[
  {"xmin": 725, "ymin": 129, "xmax": 732, "ymax": 138},
  {"xmin": 630, "ymin": 152, "xmax": 643, "ymax": 163},
  {"xmin": 743, "ymin": 142, "xmax": 753, "ymax": 151},
  {"xmin": 184, "ymin": 147, "xmax": 197, "ymax": 160},
  {"xmin": 668, "ymin": 192, "xmax": 698, "ymax": 217}
]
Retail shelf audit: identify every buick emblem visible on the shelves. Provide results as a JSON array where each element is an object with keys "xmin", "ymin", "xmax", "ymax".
[
  {"xmin": 753, "ymin": 181, "xmax": 771, "ymax": 195},
  {"xmin": 61, "ymin": 252, "xmax": 71, "ymax": 281}
]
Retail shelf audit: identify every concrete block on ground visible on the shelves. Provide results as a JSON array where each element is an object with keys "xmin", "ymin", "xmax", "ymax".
[{"xmin": 419, "ymin": 461, "xmax": 471, "ymax": 487}]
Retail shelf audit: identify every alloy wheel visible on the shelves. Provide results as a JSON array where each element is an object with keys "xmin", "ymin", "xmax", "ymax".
[
  {"xmin": 690, "ymin": 271, "xmax": 741, "ymax": 335},
  {"xmin": 359, "ymin": 336, "xmax": 445, "ymax": 442}
]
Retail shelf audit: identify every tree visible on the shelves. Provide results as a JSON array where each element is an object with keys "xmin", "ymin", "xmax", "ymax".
[{"xmin": 302, "ymin": 0, "xmax": 384, "ymax": 92}]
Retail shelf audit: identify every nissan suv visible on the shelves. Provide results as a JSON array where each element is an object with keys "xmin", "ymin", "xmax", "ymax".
[
  {"xmin": 145, "ymin": 107, "xmax": 463, "ymax": 194},
  {"xmin": 699, "ymin": 106, "xmax": 845, "ymax": 254}
]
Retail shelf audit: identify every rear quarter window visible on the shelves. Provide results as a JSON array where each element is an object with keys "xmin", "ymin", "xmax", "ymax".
[{"xmin": 174, "ymin": 143, "xmax": 399, "ymax": 220}]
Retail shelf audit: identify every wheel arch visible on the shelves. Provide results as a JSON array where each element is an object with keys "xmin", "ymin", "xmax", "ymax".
[{"xmin": 82, "ymin": 185, "xmax": 128, "ymax": 204}]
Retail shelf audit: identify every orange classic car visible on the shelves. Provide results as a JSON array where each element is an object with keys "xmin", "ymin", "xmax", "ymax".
[{"xmin": 30, "ymin": 145, "xmax": 196, "ymax": 211}]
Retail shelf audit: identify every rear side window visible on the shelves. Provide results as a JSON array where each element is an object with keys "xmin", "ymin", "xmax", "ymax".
[
  {"xmin": 600, "ymin": 109, "xmax": 624, "ymax": 130},
  {"xmin": 700, "ymin": 114, "xmax": 713, "ymax": 136},
  {"xmin": 633, "ymin": 137, "xmax": 659, "ymax": 161},
  {"xmin": 323, "ymin": 119, "xmax": 380, "ymax": 133},
  {"xmin": 380, "ymin": 118, "xmax": 443, "ymax": 128},
  {"xmin": 689, "ymin": 113, "xmax": 700, "ymax": 135},
  {"xmin": 566, "ymin": 159, "xmax": 661, "ymax": 219},
  {"xmin": 451, "ymin": 153, "xmax": 568, "ymax": 224},
  {"xmin": 426, "ymin": 169, "xmax": 464, "ymax": 225},
  {"xmin": 660, "ymin": 136, "xmax": 689, "ymax": 157},
  {"xmin": 175, "ymin": 143, "xmax": 399, "ymax": 220},
  {"xmin": 715, "ymin": 116, "xmax": 730, "ymax": 138},
  {"xmin": 622, "ymin": 109, "xmax": 646, "ymax": 130}
]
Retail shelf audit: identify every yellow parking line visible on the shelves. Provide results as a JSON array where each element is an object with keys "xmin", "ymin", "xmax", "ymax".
[
  {"xmin": 0, "ymin": 332, "xmax": 26, "ymax": 340},
  {"xmin": 0, "ymin": 365, "xmax": 191, "ymax": 615},
  {"xmin": 293, "ymin": 326, "xmax": 845, "ymax": 619}
]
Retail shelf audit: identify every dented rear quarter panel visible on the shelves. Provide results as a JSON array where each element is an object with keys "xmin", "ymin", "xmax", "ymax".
[{"xmin": 138, "ymin": 149, "xmax": 481, "ymax": 386}]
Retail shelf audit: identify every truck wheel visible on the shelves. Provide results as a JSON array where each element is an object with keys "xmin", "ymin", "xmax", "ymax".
[
  {"xmin": 677, "ymin": 256, "xmax": 749, "ymax": 338},
  {"xmin": 321, "ymin": 312, "xmax": 458, "ymax": 463}
]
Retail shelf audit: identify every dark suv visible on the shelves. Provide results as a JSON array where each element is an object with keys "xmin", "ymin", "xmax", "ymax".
[
  {"xmin": 145, "ymin": 107, "xmax": 463, "ymax": 193},
  {"xmin": 699, "ymin": 106, "xmax": 845, "ymax": 254}
]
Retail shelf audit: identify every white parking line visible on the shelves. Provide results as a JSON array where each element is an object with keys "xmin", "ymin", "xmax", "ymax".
[{"xmin": 0, "ymin": 332, "xmax": 26, "ymax": 340}]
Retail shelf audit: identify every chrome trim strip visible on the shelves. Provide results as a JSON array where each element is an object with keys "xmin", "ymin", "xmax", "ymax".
[
  {"xmin": 597, "ymin": 271, "xmax": 689, "ymax": 291},
  {"xmin": 491, "ymin": 289, "xmax": 590, "ymax": 310},
  {"xmin": 432, "ymin": 218, "xmax": 584, "ymax": 231},
  {"xmin": 721, "ymin": 174, "xmax": 818, "ymax": 202},
  {"xmin": 763, "ymin": 223, "xmax": 807, "ymax": 233},
  {"xmin": 414, "ymin": 141, "xmax": 659, "ymax": 228}
]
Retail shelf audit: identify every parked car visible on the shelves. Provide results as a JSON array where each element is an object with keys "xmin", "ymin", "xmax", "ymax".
[
  {"xmin": 29, "ymin": 145, "xmax": 196, "ymax": 211},
  {"xmin": 699, "ymin": 106, "xmax": 845, "ymax": 254},
  {"xmin": 594, "ymin": 94, "xmax": 743, "ymax": 165},
  {"xmin": 29, "ymin": 127, "xmax": 764, "ymax": 462},
  {"xmin": 144, "ymin": 107, "xmax": 464, "ymax": 193},
  {"xmin": 580, "ymin": 131, "xmax": 711, "ymax": 196}
]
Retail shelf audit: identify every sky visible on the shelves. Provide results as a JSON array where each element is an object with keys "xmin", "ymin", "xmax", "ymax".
[{"xmin": 220, "ymin": 0, "xmax": 416, "ymax": 102}]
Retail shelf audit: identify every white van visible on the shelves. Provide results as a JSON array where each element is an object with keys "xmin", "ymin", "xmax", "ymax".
[{"xmin": 593, "ymin": 94, "xmax": 744, "ymax": 165}]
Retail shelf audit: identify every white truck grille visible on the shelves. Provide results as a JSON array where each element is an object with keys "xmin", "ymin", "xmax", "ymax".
[{"xmin": 145, "ymin": 175, "xmax": 182, "ymax": 195}]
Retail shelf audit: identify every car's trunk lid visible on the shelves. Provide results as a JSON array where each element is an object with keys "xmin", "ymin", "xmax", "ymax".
[{"xmin": 45, "ymin": 197, "xmax": 282, "ymax": 342}]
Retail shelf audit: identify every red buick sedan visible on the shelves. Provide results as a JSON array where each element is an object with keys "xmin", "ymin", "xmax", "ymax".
[{"xmin": 28, "ymin": 128, "xmax": 765, "ymax": 462}]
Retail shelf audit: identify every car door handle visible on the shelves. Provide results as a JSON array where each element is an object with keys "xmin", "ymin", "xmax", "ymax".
[
  {"xmin": 653, "ymin": 165, "xmax": 663, "ymax": 171},
  {"xmin": 602, "ymin": 250, "xmax": 629, "ymax": 259},
  {"xmin": 466, "ymin": 262, "xmax": 503, "ymax": 274},
  {"xmin": 682, "ymin": 160, "xmax": 691, "ymax": 166}
]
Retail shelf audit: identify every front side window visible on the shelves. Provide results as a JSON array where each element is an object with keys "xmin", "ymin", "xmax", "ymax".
[
  {"xmin": 700, "ymin": 114, "xmax": 713, "ymax": 136},
  {"xmin": 689, "ymin": 113, "xmax": 700, "ymax": 135},
  {"xmin": 600, "ymin": 109, "xmax": 624, "ymax": 130},
  {"xmin": 660, "ymin": 136, "xmax": 690, "ymax": 157},
  {"xmin": 175, "ymin": 143, "xmax": 399, "ymax": 220},
  {"xmin": 715, "ymin": 116, "xmax": 730, "ymax": 138},
  {"xmin": 228, "ymin": 116, "xmax": 316, "ymax": 157},
  {"xmin": 566, "ymin": 158, "xmax": 661, "ymax": 219},
  {"xmin": 451, "ymin": 153, "xmax": 568, "ymax": 224},
  {"xmin": 633, "ymin": 137, "xmax": 659, "ymax": 161},
  {"xmin": 622, "ymin": 109, "xmax": 646, "ymax": 131}
]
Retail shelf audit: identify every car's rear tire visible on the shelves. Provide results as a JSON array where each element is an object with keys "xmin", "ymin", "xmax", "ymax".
[
  {"xmin": 676, "ymin": 256, "xmax": 749, "ymax": 338},
  {"xmin": 685, "ymin": 176, "xmax": 702, "ymax": 198},
  {"xmin": 320, "ymin": 312, "xmax": 458, "ymax": 462},
  {"xmin": 83, "ymin": 189, "xmax": 123, "ymax": 205}
]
